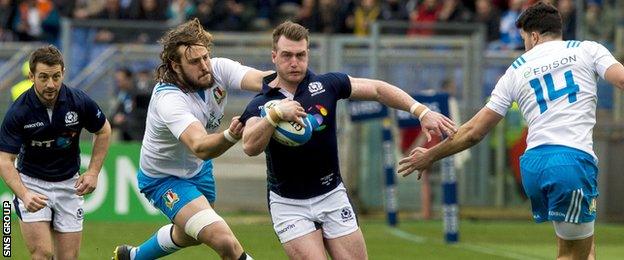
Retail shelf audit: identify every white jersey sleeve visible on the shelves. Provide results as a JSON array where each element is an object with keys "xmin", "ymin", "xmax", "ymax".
[
  {"xmin": 486, "ymin": 69, "xmax": 516, "ymax": 116},
  {"xmin": 211, "ymin": 58, "xmax": 252, "ymax": 90},
  {"xmin": 155, "ymin": 91, "xmax": 199, "ymax": 139},
  {"xmin": 583, "ymin": 41, "xmax": 619, "ymax": 78}
]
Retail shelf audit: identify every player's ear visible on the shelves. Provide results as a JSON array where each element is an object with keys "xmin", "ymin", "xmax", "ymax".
[
  {"xmin": 172, "ymin": 61, "xmax": 182, "ymax": 74},
  {"xmin": 271, "ymin": 50, "xmax": 277, "ymax": 64}
]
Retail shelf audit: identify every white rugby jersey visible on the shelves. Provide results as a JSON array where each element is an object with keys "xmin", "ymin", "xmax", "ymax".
[
  {"xmin": 140, "ymin": 58, "xmax": 251, "ymax": 178},
  {"xmin": 486, "ymin": 40, "xmax": 619, "ymax": 158}
]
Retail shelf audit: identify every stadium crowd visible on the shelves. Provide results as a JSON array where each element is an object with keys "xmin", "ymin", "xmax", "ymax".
[{"xmin": 0, "ymin": 0, "xmax": 616, "ymax": 50}]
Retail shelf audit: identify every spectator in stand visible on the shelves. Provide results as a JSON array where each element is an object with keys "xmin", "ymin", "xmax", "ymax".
[
  {"xmin": 167, "ymin": 0, "xmax": 196, "ymax": 25},
  {"xmin": 495, "ymin": 0, "xmax": 524, "ymax": 50},
  {"xmin": 475, "ymin": 0, "xmax": 501, "ymax": 43},
  {"xmin": 437, "ymin": 0, "xmax": 472, "ymax": 23},
  {"xmin": 72, "ymin": 0, "xmax": 105, "ymax": 19},
  {"xmin": 91, "ymin": 0, "xmax": 131, "ymax": 43},
  {"xmin": 304, "ymin": 0, "xmax": 352, "ymax": 34},
  {"xmin": 129, "ymin": 0, "xmax": 167, "ymax": 21},
  {"xmin": 12, "ymin": 0, "xmax": 60, "ymax": 44},
  {"xmin": 0, "ymin": 0, "xmax": 16, "ymax": 41},
  {"xmin": 110, "ymin": 68, "xmax": 148, "ymax": 142},
  {"xmin": 407, "ymin": 0, "xmax": 441, "ymax": 36},
  {"xmin": 379, "ymin": 0, "xmax": 409, "ymax": 34},
  {"xmin": 583, "ymin": 0, "xmax": 615, "ymax": 46},
  {"xmin": 558, "ymin": 0, "xmax": 576, "ymax": 40},
  {"xmin": 346, "ymin": 0, "xmax": 380, "ymax": 36}
]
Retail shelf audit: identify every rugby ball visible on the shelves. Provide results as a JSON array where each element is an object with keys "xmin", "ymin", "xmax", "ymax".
[{"xmin": 261, "ymin": 100, "xmax": 317, "ymax": 146}]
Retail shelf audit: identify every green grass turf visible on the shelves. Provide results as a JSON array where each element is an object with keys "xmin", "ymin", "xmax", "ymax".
[{"xmin": 6, "ymin": 215, "xmax": 624, "ymax": 259}]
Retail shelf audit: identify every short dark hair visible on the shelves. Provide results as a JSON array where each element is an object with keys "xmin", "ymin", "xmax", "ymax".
[
  {"xmin": 29, "ymin": 45, "xmax": 64, "ymax": 73},
  {"xmin": 515, "ymin": 2, "xmax": 562, "ymax": 37},
  {"xmin": 272, "ymin": 21, "xmax": 309, "ymax": 50}
]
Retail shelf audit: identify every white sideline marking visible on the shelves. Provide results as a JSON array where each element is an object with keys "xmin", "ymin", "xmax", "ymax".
[
  {"xmin": 387, "ymin": 228, "xmax": 545, "ymax": 260},
  {"xmin": 387, "ymin": 228, "xmax": 426, "ymax": 243}
]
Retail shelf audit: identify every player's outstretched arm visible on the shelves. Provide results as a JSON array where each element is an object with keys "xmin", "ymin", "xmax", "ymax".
[
  {"xmin": 398, "ymin": 107, "xmax": 503, "ymax": 178},
  {"xmin": 604, "ymin": 63, "xmax": 624, "ymax": 90},
  {"xmin": 242, "ymin": 99, "xmax": 307, "ymax": 156},
  {"xmin": 348, "ymin": 76, "xmax": 457, "ymax": 140},
  {"xmin": 179, "ymin": 117, "xmax": 242, "ymax": 160},
  {"xmin": 240, "ymin": 69, "xmax": 274, "ymax": 92}
]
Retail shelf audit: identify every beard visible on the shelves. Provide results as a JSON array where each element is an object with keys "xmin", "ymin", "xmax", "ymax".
[
  {"xmin": 179, "ymin": 68, "xmax": 214, "ymax": 92},
  {"xmin": 35, "ymin": 87, "xmax": 59, "ymax": 107}
]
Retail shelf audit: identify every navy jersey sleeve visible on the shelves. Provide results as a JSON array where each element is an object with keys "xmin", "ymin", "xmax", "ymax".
[
  {"xmin": 239, "ymin": 94, "xmax": 266, "ymax": 125},
  {"xmin": 0, "ymin": 108, "xmax": 23, "ymax": 154},
  {"xmin": 325, "ymin": 72, "xmax": 352, "ymax": 99},
  {"xmin": 76, "ymin": 90, "xmax": 107, "ymax": 133}
]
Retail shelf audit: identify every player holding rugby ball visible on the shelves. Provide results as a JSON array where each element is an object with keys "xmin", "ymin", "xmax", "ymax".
[{"xmin": 239, "ymin": 21, "xmax": 457, "ymax": 259}]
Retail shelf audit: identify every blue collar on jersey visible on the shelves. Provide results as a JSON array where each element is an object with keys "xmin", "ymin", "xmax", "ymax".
[
  {"xmin": 261, "ymin": 69, "xmax": 315, "ymax": 96},
  {"xmin": 27, "ymin": 84, "xmax": 69, "ymax": 108}
]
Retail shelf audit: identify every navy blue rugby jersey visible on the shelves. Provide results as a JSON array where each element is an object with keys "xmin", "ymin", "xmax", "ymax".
[
  {"xmin": 240, "ymin": 71, "xmax": 351, "ymax": 199},
  {"xmin": 0, "ymin": 85, "xmax": 106, "ymax": 182}
]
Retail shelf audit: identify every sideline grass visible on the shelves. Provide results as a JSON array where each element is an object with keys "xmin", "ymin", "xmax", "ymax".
[{"xmin": 7, "ymin": 215, "xmax": 623, "ymax": 259}]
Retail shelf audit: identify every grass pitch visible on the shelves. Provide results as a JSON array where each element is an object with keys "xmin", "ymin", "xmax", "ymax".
[{"xmin": 7, "ymin": 214, "xmax": 624, "ymax": 259}]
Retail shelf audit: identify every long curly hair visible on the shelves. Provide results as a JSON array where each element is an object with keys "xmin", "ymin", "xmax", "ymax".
[{"xmin": 155, "ymin": 18, "xmax": 213, "ymax": 92}]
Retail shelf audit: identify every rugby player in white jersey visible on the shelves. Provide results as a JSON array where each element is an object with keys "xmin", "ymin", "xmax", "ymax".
[
  {"xmin": 112, "ymin": 18, "xmax": 271, "ymax": 260},
  {"xmin": 398, "ymin": 2, "xmax": 624, "ymax": 259}
]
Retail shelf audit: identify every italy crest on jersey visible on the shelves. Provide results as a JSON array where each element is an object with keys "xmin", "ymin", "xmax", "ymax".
[
  {"xmin": 213, "ymin": 86, "xmax": 226, "ymax": 105},
  {"xmin": 163, "ymin": 189, "xmax": 179, "ymax": 209}
]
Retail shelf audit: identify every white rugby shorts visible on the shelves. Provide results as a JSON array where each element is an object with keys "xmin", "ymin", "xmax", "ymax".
[
  {"xmin": 269, "ymin": 183, "xmax": 359, "ymax": 243},
  {"xmin": 14, "ymin": 173, "xmax": 84, "ymax": 232}
]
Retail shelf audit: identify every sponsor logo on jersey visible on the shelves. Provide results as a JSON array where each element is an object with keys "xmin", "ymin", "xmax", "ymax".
[
  {"xmin": 308, "ymin": 82, "xmax": 325, "ymax": 96},
  {"xmin": 65, "ymin": 111, "xmax": 79, "ymax": 126},
  {"xmin": 213, "ymin": 86, "xmax": 226, "ymax": 105},
  {"xmin": 23, "ymin": 122, "xmax": 44, "ymax": 129},
  {"xmin": 163, "ymin": 189, "xmax": 180, "ymax": 210}
]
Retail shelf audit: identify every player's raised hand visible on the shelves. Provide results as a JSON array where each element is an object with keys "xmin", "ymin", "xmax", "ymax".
[
  {"xmin": 21, "ymin": 191, "xmax": 48, "ymax": 212},
  {"xmin": 75, "ymin": 171, "xmax": 99, "ymax": 196},
  {"xmin": 275, "ymin": 98, "xmax": 307, "ymax": 126},
  {"xmin": 228, "ymin": 116, "xmax": 244, "ymax": 139},
  {"xmin": 398, "ymin": 147, "xmax": 433, "ymax": 179},
  {"xmin": 420, "ymin": 111, "xmax": 457, "ymax": 142}
]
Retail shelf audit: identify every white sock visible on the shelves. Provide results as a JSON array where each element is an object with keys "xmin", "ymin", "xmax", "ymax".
[{"xmin": 157, "ymin": 224, "xmax": 182, "ymax": 252}]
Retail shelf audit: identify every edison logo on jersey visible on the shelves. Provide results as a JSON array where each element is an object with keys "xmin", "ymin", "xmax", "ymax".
[{"xmin": 530, "ymin": 55, "xmax": 578, "ymax": 76}]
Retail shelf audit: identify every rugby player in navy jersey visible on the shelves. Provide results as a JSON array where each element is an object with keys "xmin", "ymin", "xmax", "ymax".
[
  {"xmin": 0, "ymin": 45, "xmax": 111, "ymax": 260},
  {"xmin": 239, "ymin": 21, "xmax": 457, "ymax": 259}
]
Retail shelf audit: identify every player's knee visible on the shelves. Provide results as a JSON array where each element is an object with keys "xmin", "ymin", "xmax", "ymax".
[
  {"xmin": 553, "ymin": 221, "xmax": 594, "ymax": 240},
  {"xmin": 29, "ymin": 246, "xmax": 54, "ymax": 260},
  {"xmin": 184, "ymin": 208, "xmax": 224, "ymax": 240}
]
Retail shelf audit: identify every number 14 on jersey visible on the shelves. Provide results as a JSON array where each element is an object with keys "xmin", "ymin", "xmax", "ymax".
[{"xmin": 529, "ymin": 70, "xmax": 580, "ymax": 113}]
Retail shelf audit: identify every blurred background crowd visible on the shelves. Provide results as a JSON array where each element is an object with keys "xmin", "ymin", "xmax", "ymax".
[{"xmin": 0, "ymin": 0, "xmax": 616, "ymax": 49}]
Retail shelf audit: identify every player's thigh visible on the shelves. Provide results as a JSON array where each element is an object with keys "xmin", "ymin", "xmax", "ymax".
[
  {"xmin": 282, "ymin": 229, "xmax": 325, "ymax": 260},
  {"xmin": 324, "ymin": 228, "xmax": 367, "ymax": 260},
  {"xmin": 18, "ymin": 221, "xmax": 53, "ymax": 256},
  {"xmin": 140, "ymin": 174, "xmax": 204, "ymax": 221},
  {"xmin": 189, "ymin": 167, "xmax": 217, "ymax": 203},
  {"xmin": 53, "ymin": 231, "xmax": 81, "ymax": 260},
  {"xmin": 269, "ymin": 191, "xmax": 318, "ymax": 244},
  {"xmin": 544, "ymin": 158, "xmax": 598, "ymax": 223},
  {"xmin": 173, "ymin": 196, "xmax": 237, "ymax": 248},
  {"xmin": 51, "ymin": 174, "xmax": 84, "ymax": 233}
]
